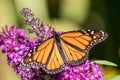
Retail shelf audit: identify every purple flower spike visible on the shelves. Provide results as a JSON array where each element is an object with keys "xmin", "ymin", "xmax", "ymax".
[
  {"xmin": 54, "ymin": 59, "xmax": 104, "ymax": 80},
  {"xmin": 21, "ymin": 8, "xmax": 54, "ymax": 43}
]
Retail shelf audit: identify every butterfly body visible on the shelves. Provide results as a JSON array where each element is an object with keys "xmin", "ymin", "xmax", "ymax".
[{"xmin": 21, "ymin": 29, "xmax": 108, "ymax": 74}]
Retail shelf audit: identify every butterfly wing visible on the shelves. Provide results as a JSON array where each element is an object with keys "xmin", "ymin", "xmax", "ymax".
[
  {"xmin": 60, "ymin": 29, "xmax": 107, "ymax": 65},
  {"xmin": 22, "ymin": 38, "xmax": 65, "ymax": 74}
]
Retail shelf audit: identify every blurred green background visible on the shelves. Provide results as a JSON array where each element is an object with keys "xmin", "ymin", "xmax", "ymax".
[{"xmin": 0, "ymin": 0, "xmax": 120, "ymax": 80}]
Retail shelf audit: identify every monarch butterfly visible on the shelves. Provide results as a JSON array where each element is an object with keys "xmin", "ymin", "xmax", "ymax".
[{"xmin": 21, "ymin": 29, "xmax": 108, "ymax": 74}]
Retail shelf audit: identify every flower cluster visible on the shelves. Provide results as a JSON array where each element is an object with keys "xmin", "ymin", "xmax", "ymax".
[
  {"xmin": 0, "ymin": 25, "xmax": 35, "ymax": 65},
  {"xmin": 0, "ymin": 8, "xmax": 104, "ymax": 80},
  {"xmin": 0, "ymin": 25, "xmax": 36, "ymax": 79}
]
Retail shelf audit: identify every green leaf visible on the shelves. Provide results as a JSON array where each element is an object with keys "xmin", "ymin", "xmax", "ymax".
[
  {"xmin": 104, "ymin": 75, "xmax": 120, "ymax": 80},
  {"xmin": 93, "ymin": 60, "xmax": 117, "ymax": 67}
]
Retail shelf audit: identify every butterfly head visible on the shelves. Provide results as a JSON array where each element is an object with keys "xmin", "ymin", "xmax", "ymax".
[
  {"xmin": 53, "ymin": 31, "xmax": 58, "ymax": 36},
  {"xmin": 53, "ymin": 31, "xmax": 61, "ymax": 42}
]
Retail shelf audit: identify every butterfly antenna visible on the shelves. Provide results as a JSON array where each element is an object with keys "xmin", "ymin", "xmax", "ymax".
[
  {"xmin": 52, "ymin": 18, "xmax": 57, "ymax": 33},
  {"xmin": 55, "ymin": 18, "xmax": 56, "ymax": 27}
]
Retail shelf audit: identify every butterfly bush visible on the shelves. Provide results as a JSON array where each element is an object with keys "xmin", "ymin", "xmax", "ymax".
[{"xmin": 0, "ymin": 8, "xmax": 104, "ymax": 80}]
